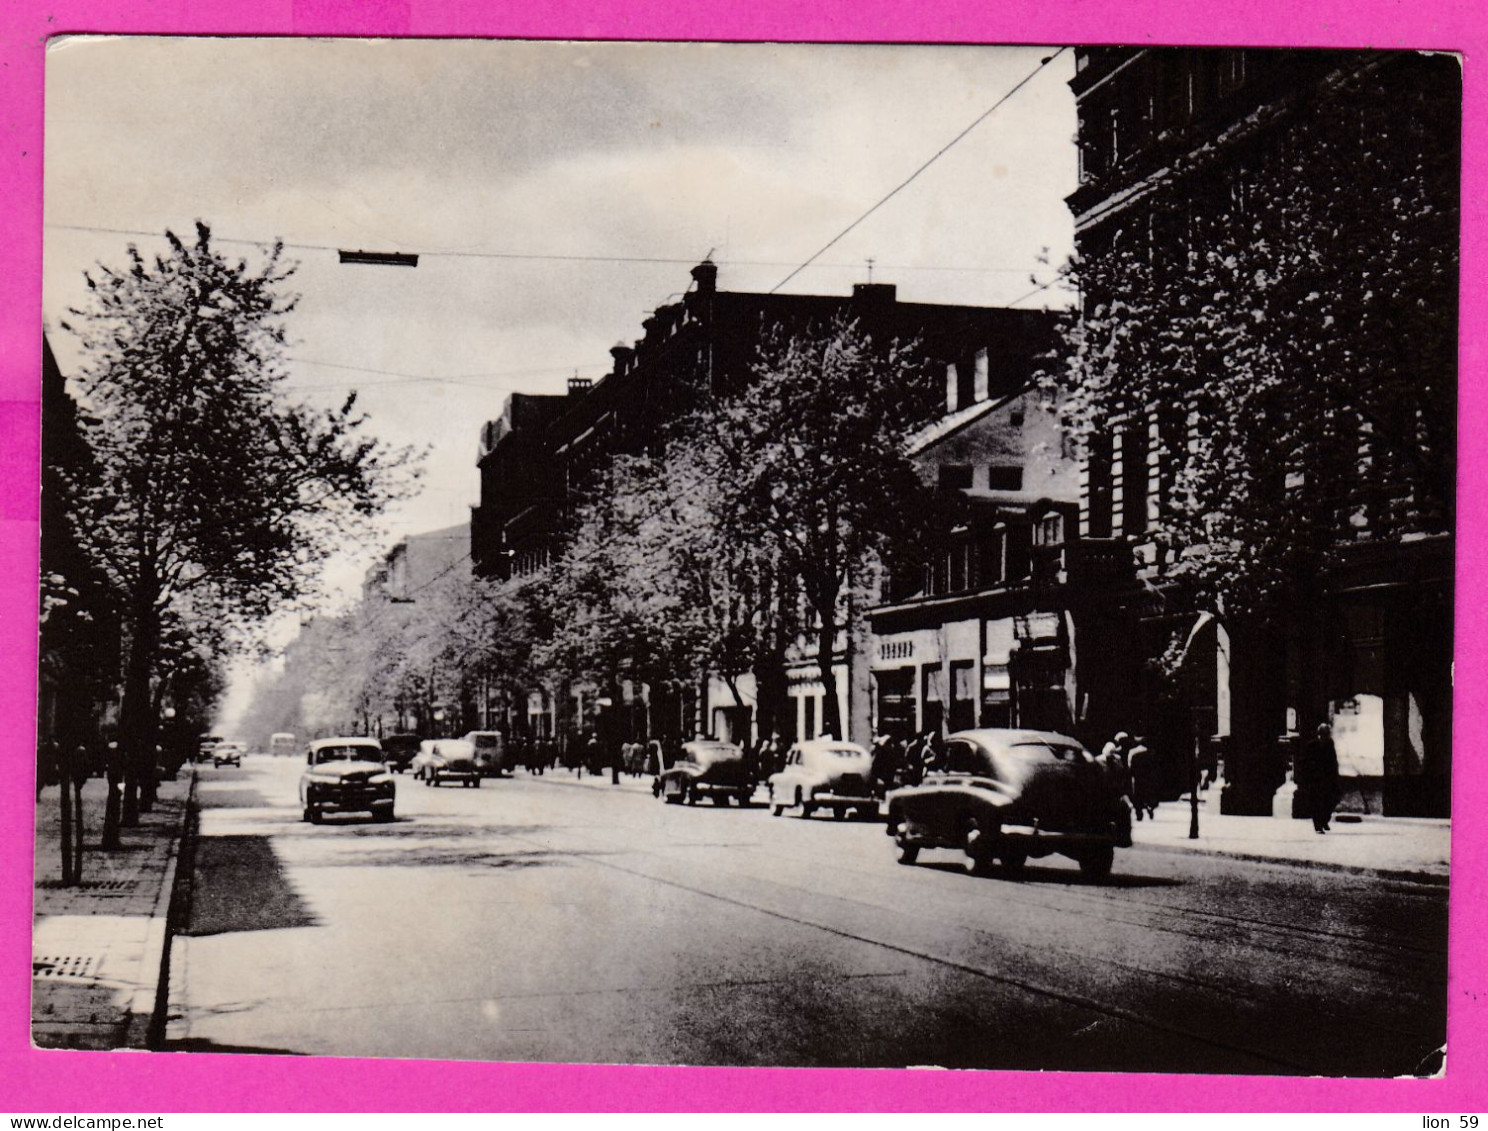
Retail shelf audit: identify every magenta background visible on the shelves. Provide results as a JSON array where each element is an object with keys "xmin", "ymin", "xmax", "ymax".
[{"xmin": 1, "ymin": 0, "xmax": 1482, "ymax": 1112}]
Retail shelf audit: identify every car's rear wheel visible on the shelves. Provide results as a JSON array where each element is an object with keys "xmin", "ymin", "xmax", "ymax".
[
  {"xmin": 308, "ymin": 806, "xmax": 323, "ymax": 825},
  {"xmin": 712, "ymin": 793, "xmax": 729, "ymax": 807},
  {"xmin": 474, "ymin": 778, "xmax": 482, "ymax": 788},
  {"xmin": 1078, "ymin": 845, "xmax": 1115, "ymax": 881},
  {"xmin": 686, "ymin": 786, "xmax": 699, "ymax": 806},
  {"xmin": 1000, "ymin": 850, "xmax": 1027, "ymax": 878},
  {"xmin": 372, "ymin": 806, "xmax": 394, "ymax": 823},
  {"xmin": 301, "ymin": 805, "xmax": 315, "ymax": 823},
  {"xmin": 896, "ymin": 836, "xmax": 919, "ymax": 865},
  {"xmin": 772, "ymin": 803, "xmax": 786, "ymax": 817}
]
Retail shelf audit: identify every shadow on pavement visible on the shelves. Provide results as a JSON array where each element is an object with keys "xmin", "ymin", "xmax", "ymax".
[
  {"xmin": 165, "ymin": 1038, "xmax": 307, "ymax": 1056},
  {"xmin": 194, "ymin": 788, "xmax": 271, "ymax": 808},
  {"xmin": 184, "ymin": 834, "xmax": 317, "ymax": 937},
  {"xmin": 917, "ymin": 861, "xmax": 1183, "ymax": 889}
]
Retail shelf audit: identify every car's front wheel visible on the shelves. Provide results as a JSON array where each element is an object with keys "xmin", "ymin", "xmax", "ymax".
[
  {"xmin": 963, "ymin": 817, "xmax": 997, "ymax": 877},
  {"xmin": 1078, "ymin": 845, "xmax": 1115, "ymax": 881},
  {"xmin": 372, "ymin": 805, "xmax": 394, "ymax": 823},
  {"xmin": 301, "ymin": 805, "xmax": 315, "ymax": 823},
  {"xmin": 895, "ymin": 836, "xmax": 919, "ymax": 865}
]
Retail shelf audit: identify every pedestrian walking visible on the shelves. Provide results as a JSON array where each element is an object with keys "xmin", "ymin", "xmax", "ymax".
[
  {"xmin": 1295, "ymin": 723, "xmax": 1340, "ymax": 833},
  {"xmin": 1128, "ymin": 739, "xmax": 1159, "ymax": 821},
  {"xmin": 1097, "ymin": 733, "xmax": 1133, "ymax": 805}
]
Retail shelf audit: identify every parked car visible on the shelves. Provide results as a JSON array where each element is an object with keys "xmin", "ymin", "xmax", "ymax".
[
  {"xmin": 380, "ymin": 733, "xmax": 422, "ymax": 774},
  {"xmin": 463, "ymin": 731, "xmax": 508, "ymax": 777},
  {"xmin": 212, "ymin": 742, "xmax": 244, "ymax": 767},
  {"xmin": 653, "ymin": 740, "xmax": 753, "ymax": 807},
  {"xmin": 412, "ymin": 738, "xmax": 483, "ymax": 787},
  {"xmin": 885, "ymin": 728, "xmax": 1133, "ymax": 880},
  {"xmin": 768, "ymin": 739, "xmax": 878, "ymax": 820},
  {"xmin": 299, "ymin": 736, "xmax": 395, "ymax": 824}
]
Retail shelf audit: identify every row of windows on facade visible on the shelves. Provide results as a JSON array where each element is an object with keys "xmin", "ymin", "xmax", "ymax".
[
  {"xmin": 1082, "ymin": 413, "xmax": 1423, "ymax": 543},
  {"xmin": 1079, "ymin": 49, "xmax": 1252, "ymax": 185},
  {"xmin": 887, "ymin": 513, "xmax": 1067, "ymax": 603}
]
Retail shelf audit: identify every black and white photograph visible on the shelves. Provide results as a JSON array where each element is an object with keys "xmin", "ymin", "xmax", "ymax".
[{"xmin": 34, "ymin": 38, "xmax": 1458, "ymax": 1076}]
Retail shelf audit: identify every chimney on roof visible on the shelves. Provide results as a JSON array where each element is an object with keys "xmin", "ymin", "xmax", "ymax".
[
  {"xmin": 609, "ymin": 342, "xmax": 634, "ymax": 373},
  {"xmin": 690, "ymin": 260, "xmax": 718, "ymax": 295},
  {"xmin": 852, "ymin": 282, "xmax": 897, "ymax": 306}
]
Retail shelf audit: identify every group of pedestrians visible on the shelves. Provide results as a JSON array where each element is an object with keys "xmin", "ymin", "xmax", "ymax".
[{"xmin": 1096, "ymin": 732, "xmax": 1162, "ymax": 821}]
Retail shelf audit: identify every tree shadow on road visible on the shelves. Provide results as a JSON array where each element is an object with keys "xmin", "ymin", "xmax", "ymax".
[{"xmin": 182, "ymin": 834, "xmax": 317, "ymax": 936}]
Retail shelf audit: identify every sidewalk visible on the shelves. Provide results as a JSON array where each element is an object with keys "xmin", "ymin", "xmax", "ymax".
[
  {"xmin": 1130, "ymin": 796, "xmax": 1450, "ymax": 885},
  {"xmin": 31, "ymin": 768, "xmax": 196, "ymax": 1050}
]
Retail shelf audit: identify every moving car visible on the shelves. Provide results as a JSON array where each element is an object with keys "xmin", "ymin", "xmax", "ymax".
[
  {"xmin": 653, "ymin": 739, "xmax": 753, "ymax": 807},
  {"xmin": 412, "ymin": 738, "xmax": 483, "ymax": 788},
  {"xmin": 380, "ymin": 733, "xmax": 422, "ymax": 774},
  {"xmin": 768, "ymin": 739, "xmax": 878, "ymax": 820},
  {"xmin": 212, "ymin": 741, "xmax": 245, "ymax": 767},
  {"xmin": 299, "ymin": 736, "xmax": 395, "ymax": 824},
  {"xmin": 462, "ymin": 731, "xmax": 508, "ymax": 777},
  {"xmin": 885, "ymin": 728, "xmax": 1133, "ymax": 880}
]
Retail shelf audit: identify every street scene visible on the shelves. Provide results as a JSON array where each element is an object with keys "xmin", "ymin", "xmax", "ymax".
[{"xmin": 35, "ymin": 40, "xmax": 1458, "ymax": 1075}]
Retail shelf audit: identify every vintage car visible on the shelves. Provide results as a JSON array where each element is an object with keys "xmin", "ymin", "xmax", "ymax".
[
  {"xmin": 462, "ymin": 731, "xmax": 508, "ymax": 777},
  {"xmin": 885, "ymin": 728, "xmax": 1133, "ymax": 880},
  {"xmin": 768, "ymin": 739, "xmax": 878, "ymax": 820},
  {"xmin": 653, "ymin": 740, "xmax": 753, "ymax": 807},
  {"xmin": 299, "ymin": 736, "xmax": 395, "ymax": 824},
  {"xmin": 412, "ymin": 738, "xmax": 483, "ymax": 787},
  {"xmin": 380, "ymin": 733, "xmax": 423, "ymax": 774},
  {"xmin": 211, "ymin": 741, "xmax": 244, "ymax": 767}
]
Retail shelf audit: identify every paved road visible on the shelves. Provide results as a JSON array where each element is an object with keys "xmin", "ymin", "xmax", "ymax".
[{"xmin": 166, "ymin": 757, "xmax": 1446, "ymax": 1074}]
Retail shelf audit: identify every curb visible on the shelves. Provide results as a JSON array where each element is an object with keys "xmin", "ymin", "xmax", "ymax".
[
  {"xmin": 126, "ymin": 766, "xmax": 197, "ymax": 1049},
  {"xmin": 1133, "ymin": 838, "xmax": 1449, "ymax": 887}
]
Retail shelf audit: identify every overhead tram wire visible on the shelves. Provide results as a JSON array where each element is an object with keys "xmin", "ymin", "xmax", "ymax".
[
  {"xmin": 769, "ymin": 47, "xmax": 1070, "ymax": 295},
  {"xmin": 47, "ymin": 222, "xmax": 1044, "ymax": 277}
]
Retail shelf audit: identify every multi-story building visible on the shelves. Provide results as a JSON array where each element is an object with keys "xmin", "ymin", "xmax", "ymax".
[
  {"xmin": 472, "ymin": 262, "xmax": 1056, "ymax": 750},
  {"xmin": 1063, "ymin": 48, "xmax": 1458, "ymax": 814},
  {"xmin": 868, "ymin": 362, "xmax": 1076, "ymax": 746}
]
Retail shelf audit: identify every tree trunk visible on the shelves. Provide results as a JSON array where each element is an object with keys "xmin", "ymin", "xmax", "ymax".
[
  {"xmin": 119, "ymin": 596, "xmax": 160, "ymax": 829},
  {"xmin": 815, "ymin": 608, "xmax": 843, "ymax": 741},
  {"xmin": 58, "ymin": 749, "xmax": 76, "ymax": 885},
  {"xmin": 72, "ymin": 776, "xmax": 85, "ymax": 879}
]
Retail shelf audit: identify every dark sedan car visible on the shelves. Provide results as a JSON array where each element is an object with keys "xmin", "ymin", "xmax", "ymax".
[
  {"xmin": 299, "ymin": 737, "xmax": 395, "ymax": 824},
  {"xmin": 885, "ymin": 728, "xmax": 1133, "ymax": 879},
  {"xmin": 380, "ymin": 733, "xmax": 422, "ymax": 774},
  {"xmin": 653, "ymin": 740, "xmax": 754, "ymax": 807}
]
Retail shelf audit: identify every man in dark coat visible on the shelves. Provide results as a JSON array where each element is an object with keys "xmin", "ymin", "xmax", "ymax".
[{"xmin": 1296, "ymin": 723, "xmax": 1341, "ymax": 833}]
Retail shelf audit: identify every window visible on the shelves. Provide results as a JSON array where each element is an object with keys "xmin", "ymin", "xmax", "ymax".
[
  {"xmin": 987, "ymin": 466, "xmax": 1023, "ymax": 491},
  {"xmin": 938, "ymin": 464, "xmax": 973, "ymax": 491},
  {"xmin": 1039, "ymin": 513, "xmax": 1064, "ymax": 546},
  {"xmin": 977, "ymin": 529, "xmax": 1006, "ymax": 588},
  {"xmin": 948, "ymin": 543, "xmax": 969, "ymax": 592},
  {"xmin": 1121, "ymin": 423, "xmax": 1150, "ymax": 537},
  {"xmin": 1086, "ymin": 433, "xmax": 1114, "ymax": 538}
]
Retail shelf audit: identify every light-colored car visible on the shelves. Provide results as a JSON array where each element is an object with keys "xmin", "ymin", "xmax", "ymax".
[
  {"xmin": 299, "ymin": 737, "xmax": 394, "ymax": 824},
  {"xmin": 653, "ymin": 740, "xmax": 753, "ymax": 807},
  {"xmin": 768, "ymin": 739, "xmax": 877, "ymax": 820},
  {"xmin": 885, "ymin": 728, "xmax": 1133, "ymax": 880},
  {"xmin": 462, "ymin": 731, "xmax": 508, "ymax": 777},
  {"xmin": 412, "ymin": 738, "xmax": 483, "ymax": 788},
  {"xmin": 212, "ymin": 741, "xmax": 245, "ymax": 767}
]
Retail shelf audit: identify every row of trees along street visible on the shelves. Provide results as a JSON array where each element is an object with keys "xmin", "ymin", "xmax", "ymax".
[
  {"xmin": 249, "ymin": 314, "xmax": 963, "ymax": 750},
  {"xmin": 43, "ymin": 223, "xmax": 419, "ymax": 874}
]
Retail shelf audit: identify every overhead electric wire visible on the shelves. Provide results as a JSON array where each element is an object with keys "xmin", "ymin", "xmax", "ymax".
[
  {"xmin": 768, "ymin": 48, "xmax": 1069, "ymax": 295},
  {"xmin": 48, "ymin": 222, "xmax": 1039, "ymax": 276}
]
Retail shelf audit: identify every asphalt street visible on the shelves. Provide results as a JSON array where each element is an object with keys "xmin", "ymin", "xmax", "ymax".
[{"xmin": 166, "ymin": 757, "xmax": 1447, "ymax": 1074}]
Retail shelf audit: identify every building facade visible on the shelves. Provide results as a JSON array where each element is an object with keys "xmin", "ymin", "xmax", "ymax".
[{"xmin": 1064, "ymin": 48, "xmax": 1458, "ymax": 814}]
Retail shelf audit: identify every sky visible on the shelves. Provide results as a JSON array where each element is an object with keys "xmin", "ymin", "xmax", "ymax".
[{"xmin": 42, "ymin": 37, "xmax": 1079, "ymax": 721}]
